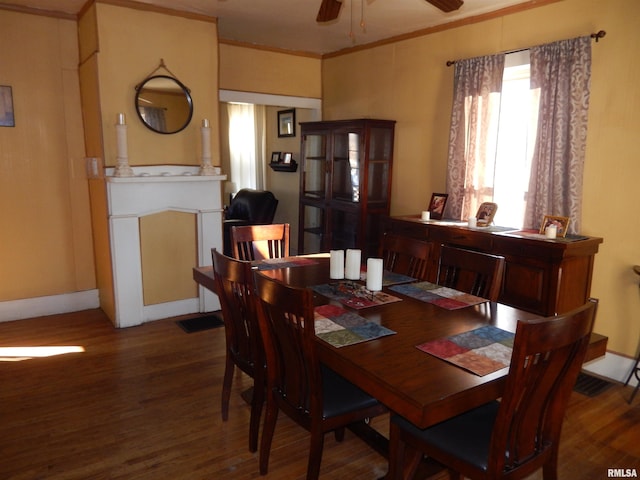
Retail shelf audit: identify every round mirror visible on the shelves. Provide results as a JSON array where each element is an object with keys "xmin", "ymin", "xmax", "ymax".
[{"xmin": 135, "ymin": 75, "xmax": 193, "ymax": 134}]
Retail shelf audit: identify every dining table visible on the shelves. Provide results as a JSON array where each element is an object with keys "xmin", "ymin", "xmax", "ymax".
[{"xmin": 193, "ymin": 255, "xmax": 540, "ymax": 429}]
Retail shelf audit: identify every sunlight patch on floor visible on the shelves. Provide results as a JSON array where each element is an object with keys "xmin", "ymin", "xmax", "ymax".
[{"xmin": 0, "ymin": 346, "xmax": 85, "ymax": 362}]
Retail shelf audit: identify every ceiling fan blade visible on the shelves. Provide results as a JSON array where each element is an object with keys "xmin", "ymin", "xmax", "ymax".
[
  {"xmin": 317, "ymin": 0, "xmax": 343, "ymax": 23},
  {"xmin": 426, "ymin": 0, "xmax": 464, "ymax": 13}
]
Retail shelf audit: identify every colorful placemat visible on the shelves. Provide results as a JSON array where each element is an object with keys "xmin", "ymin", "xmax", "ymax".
[
  {"xmin": 311, "ymin": 281, "xmax": 402, "ymax": 309},
  {"xmin": 380, "ymin": 271, "xmax": 417, "ymax": 286},
  {"xmin": 416, "ymin": 325, "xmax": 514, "ymax": 376},
  {"xmin": 253, "ymin": 257, "xmax": 319, "ymax": 271},
  {"xmin": 388, "ymin": 281, "xmax": 487, "ymax": 309},
  {"xmin": 314, "ymin": 304, "xmax": 396, "ymax": 347}
]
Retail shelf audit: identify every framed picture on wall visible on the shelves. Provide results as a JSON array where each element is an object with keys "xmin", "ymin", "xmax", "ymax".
[
  {"xmin": 271, "ymin": 152, "xmax": 281, "ymax": 164},
  {"xmin": 282, "ymin": 152, "xmax": 293, "ymax": 164},
  {"xmin": 0, "ymin": 86, "xmax": 15, "ymax": 127},
  {"xmin": 278, "ymin": 109, "xmax": 296, "ymax": 137}
]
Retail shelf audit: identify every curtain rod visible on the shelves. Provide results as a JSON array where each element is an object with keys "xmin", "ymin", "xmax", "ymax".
[{"xmin": 445, "ymin": 30, "xmax": 606, "ymax": 66}]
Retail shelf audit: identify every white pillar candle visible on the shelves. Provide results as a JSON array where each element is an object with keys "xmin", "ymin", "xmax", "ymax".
[
  {"xmin": 116, "ymin": 124, "xmax": 128, "ymax": 159},
  {"xmin": 545, "ymin": 224, "xmax": 557, "ymax": 239},
  {"xmin": 345, "ymin": 249, "xmax": 361, "ymax": 280},
  {"xmin": 421, "ymin": 210, "xmax": 430, "ymax": 221},
  {"xmin": 201, "ymin": 121, "xmax": 211, "ymax": 160},
  {"xmin": 366, "ymin": 258, "xmax": 384, "ymax": 292},
  {"xmin": 468, "ymin": 216, "xmax": 477, "ymax": 228},
  {"xmin": 329, "ymin": 250, "xmax": 345, "ymax": 279},
  {"xmin": 114, "ymin": 120, "xmax": 133, "ymax": 177}
]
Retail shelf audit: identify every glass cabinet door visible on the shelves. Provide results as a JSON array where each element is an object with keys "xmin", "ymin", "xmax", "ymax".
[
  {"xmin": 300, "ymin": 204, "xmax": 324, "ymax": 254},
  {"xmin": 332, "ymin": 130, "xmax": 361, "ymax": 203},
  {"xmin": 367, "ymin": 127, "xmax": 393, "ymax": 205},
  {"xmin": 302, "ymin": 133, "xmax": 327, "ymax": 200}
]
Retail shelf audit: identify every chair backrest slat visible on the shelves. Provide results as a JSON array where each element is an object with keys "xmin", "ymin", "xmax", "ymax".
[
  {"xmin": 231, "ymin": 224, "xmax": 290, "ymax": 261},
  {"xmin": 212, "ymin": 249, "xmax": 262, "ymax": 373},
  {"xmin": 437, "ymin": 245, "xmax": 505, "ymax": 301},
  {"xmin": 379, "ymin": 233, "xmax": 432, "ymax": 280},
  {"xmin": 254, "ymin": 273, "xmax": 321, "ymax": 419}
]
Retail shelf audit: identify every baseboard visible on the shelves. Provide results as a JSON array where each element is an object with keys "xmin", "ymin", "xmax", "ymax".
[
  {"xmin": 143, "ymin": 298, "xmax": 200, "ymax": 323},
  {"xmin": 0, "ymin": 290, "xmax": 100, "ymax": 323},
  {"xmin": 583, "ymin": 352, "xmax": 638, "ymax": 387}
]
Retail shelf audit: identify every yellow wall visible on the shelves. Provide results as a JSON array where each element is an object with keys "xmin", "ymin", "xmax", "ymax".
[
  {"xmin": 219, "ymin": 43, "xmax": 321, "ymax": 98},
  {"xmin": 0, "ymin": 10, "xmax": 95, "ymax": 301},
  {"xmin": 94, "ymin": 3, "xmax": 219, "ymax": 168},
  {"xmin": 322, "ymin": 0, "xmax": 640, "ymax": 357}
]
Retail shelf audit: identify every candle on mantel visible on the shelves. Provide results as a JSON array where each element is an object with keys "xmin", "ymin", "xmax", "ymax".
[
  {"xmin": 201, "ymin": 119, "xmax": 211, "ymax": 159},
  {"xmin": 116, "ymin": 118, "xmax": 128, "ymax": 159},
  {"xmin": 114, "ymin": 112, "xmax": 133, "ymax": 177},
  {"xmin": 345, "ymin": 249, "xmax": 361, "ymax": 281}
]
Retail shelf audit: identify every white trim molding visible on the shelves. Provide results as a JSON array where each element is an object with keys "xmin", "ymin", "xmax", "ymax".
[
  {"xmin": 0, "ymin": 290, "xmax": 99, "ymax": 323},
  {"xmin": 584, "ymin": 352, "xmax": 638, "ymax": 387}
]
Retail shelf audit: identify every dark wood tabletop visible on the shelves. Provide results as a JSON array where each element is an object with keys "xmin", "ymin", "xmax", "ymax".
[{"xmin": 238, "ymin": 256, "xmax": 541, "ymax": 428}]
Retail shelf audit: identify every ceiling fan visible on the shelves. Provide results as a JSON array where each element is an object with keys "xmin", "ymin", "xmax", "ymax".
[{"xmin": 316, "ymin": 0, "xmax": 464, "ymax": 22}]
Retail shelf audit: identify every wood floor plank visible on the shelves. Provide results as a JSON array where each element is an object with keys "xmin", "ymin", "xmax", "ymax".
[{"xmin": 0, "ymin": 309, "xmax": 638, "ymax": 479}]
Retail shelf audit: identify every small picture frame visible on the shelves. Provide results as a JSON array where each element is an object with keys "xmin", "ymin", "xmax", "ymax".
[
  {"xmin": 270, "ymin": 152, "xmax": 281, "ymax": 164},
  {"xmin": 428, "ymin": 193, "xmax": 448, "ymax": 220},
  {"xmin": 277, "ymin": 109, "xmax": 296, "ymax": 137},
  {"xmin": 0, "ymin": 85, "xmax": 15, "ymax": 127},
  {"xmin": 475, "ymin": 202, "xmax": 498, "ymax": 226},
  {"xmin": 539, "ymin": 215, "xmax": 570, "ymax": 237},
  {"xmin": 282, "ymin": 152, "xmax": 293, "ymax": 164}
]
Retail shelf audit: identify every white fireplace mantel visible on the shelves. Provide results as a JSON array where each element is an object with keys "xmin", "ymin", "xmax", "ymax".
[{"xmin": 106, "ymin": 165, "xmax": 225, "ymax": 328}]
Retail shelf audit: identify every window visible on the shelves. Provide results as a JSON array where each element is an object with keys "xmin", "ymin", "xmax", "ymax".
[{"xmin": 492, "ymin": 51, "xmax": 538, "ymax": 228}]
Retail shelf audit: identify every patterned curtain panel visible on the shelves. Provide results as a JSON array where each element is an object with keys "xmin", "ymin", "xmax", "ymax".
[
  {"xmin": 525, "ymin": 36, "xmax": 592, "ymax": 234},
  {"xmin": 446, "ymin": 54, "xmax": 505, "ymax": 221}
]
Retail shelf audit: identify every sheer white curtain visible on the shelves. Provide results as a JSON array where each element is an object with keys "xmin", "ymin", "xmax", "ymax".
[{"xmin": 227, "ymin": 103, "xmax": 267, "ymax": 190}]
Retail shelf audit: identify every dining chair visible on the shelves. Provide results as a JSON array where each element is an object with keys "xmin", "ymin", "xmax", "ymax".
[
  {"xmin": 230, "ymin": 223, "xmax": 290, "ymax": 261},
  {"xmin": 253, "ymin": 272, "xmax": 388, "ymax": 480},
  {"xmin": 211, "ymin": 248, "xmax": 264, "ymax": 453},
  {"xmin": 437, "ymin": 245, "xmax": 506, "ymax": 301},
  {"xmin": 379, "ymin": 233, "xmax": 432, "ymax": 280},
  {"xmin": 388, "ymin": 298, "xmax": 598, "ymax": 480}
]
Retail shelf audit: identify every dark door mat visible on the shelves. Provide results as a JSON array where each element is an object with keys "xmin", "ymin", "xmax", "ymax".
[
  {"xmin": 176, "ymin": 314, "xmax": 224, "ymax": 333},
  {"xmin": 574, "ymin": 372, "xmax": 614, "ymax": 397}
]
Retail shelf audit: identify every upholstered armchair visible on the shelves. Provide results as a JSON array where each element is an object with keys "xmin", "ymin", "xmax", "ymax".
[{"xmin": 223, "ymin": 189, "xmax": 279, "ymax": 256}]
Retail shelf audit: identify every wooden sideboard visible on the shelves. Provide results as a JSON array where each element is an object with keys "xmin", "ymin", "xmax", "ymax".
[{"xmin": 384, "ymin": 215, "xmax": 607, "ymax": 361}]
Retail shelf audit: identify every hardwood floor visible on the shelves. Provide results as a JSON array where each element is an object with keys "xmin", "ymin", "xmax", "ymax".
[{"xmin": 1, "ymin": 309, "xmax": 638, "ymax": 479}]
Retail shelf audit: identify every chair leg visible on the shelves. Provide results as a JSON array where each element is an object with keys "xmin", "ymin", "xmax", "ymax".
[
  {"xmin": 221, "ymin": 356, "xmax": 234, "ymax": 421},
  {"xmin": 334, "ymin": 427, "xmax": 345, "ymax": 442},
  {"xmin": 542, "ymin": 445, "xmax": 559, "ymax": 480},
  {"xmin": 306, "ymin": 428, "xmax": 325, "ymax": 480},
  {"xmin": 259, "ymin": 396, "xmax": 278, "ymax": 475},
  {"xmin": 623, "ymin": 353, "xmax": 640, "ymax": 404},
  {"xmin": 249, "ymin": 382, "xmax": 264, "ymax": 453}
]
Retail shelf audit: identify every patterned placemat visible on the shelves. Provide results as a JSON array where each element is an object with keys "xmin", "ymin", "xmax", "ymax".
[
  {"xmin": 416, "ymin": 325, "xmax": 514, "ymax": 376},
  {"xmin": 253, "ymin": 257, "xmax": 319, "ymax": 270},
  {"xmin": 314, "ymin": 304, "xmax": 396, "ymax": 347},
  {"xmin": 389, "ymin": 281, "xmax": 487, "ymax": 310},
  {"xmin": 311, "ymin": 282, "xmax": 402, "ymax": 309}
]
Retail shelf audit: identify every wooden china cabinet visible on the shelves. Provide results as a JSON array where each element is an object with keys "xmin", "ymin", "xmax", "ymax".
[{"xmin": 297, "ymin": 119, "xmax": 395, "ymax": 257}]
